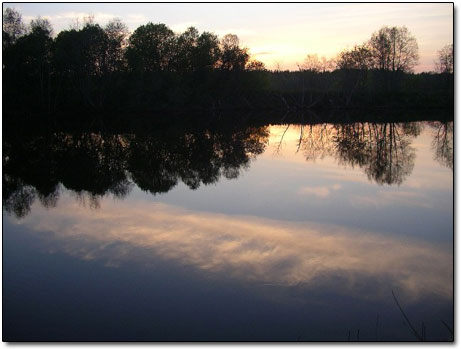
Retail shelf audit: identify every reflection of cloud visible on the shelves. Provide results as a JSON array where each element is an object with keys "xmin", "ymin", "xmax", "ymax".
[
  {"xmin": 350, "ymin": 190, "xmax": 432, "ymax": 209},
  {"xmin": 298, "ymin": 184, "xmax": 341, "ymax": 198},
  {"xmin": 16, "ymin": 197, "xmax": 452, "ymax": 302}
]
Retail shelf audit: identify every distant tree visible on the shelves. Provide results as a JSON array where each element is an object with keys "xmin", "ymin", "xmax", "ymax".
[
  {"xmin": 435, "ymin": 44, "xmax": 453, "ymax": 73},
  {"xmin": 15, "ymin": 18, "xmax": 54, "ymax": 107},
  {"xmin": 335, "ymin": 45, "xmax": 374, "ymax": 105},
  {"xmin": 30, "ymin": 17, "xmax": 53, "ymax": 37},
  {"xmin": 125, "ymin": 23, "xmax": 175, "ymax": 72},
  {"xmin": 104, "ymin": 18, "xmax": 129, "ymax": 72},
  {"xmin": 173, "ymin": 26, "xmax": 200, "ymax": 72},
  {"xmin": 53, "ymin": 23, "xmax": 108, "ymax": 76},
  {"xmin": 53, "ymin": 29, "xmax": 82, "ymax": 74},
  {"xmin": 246, "ymin": 60, "xmax": 266, "ymax": 71},
  {"xmin": 53, "ymin": 23, "xmax": 109, "ymax": 107},
  {"xmin": 194, "ymin": 31, "xmax": 221, "ymax": 70},
  {"xmin": 320, "ymin": 56, "xmax": 335, "ymax": 72},
  {"xmin": 77, "ymin": 23, "xmax": 109, "ymax": 75},
  {"xmin": 3, "ymin": 8, "xmax": 26, "ymax": 48},
  {"xmin": 369, "ymin": 27, "xmax": 390, "ymax": 70},
  {"xmin": 300, "ymin": 54, "xmax": 322, "ymax": 72},
  {"xmin": 369, "ymin": 26, "xmax": 419, "ymax": 72},
  {"xmin": 300, "ymin": 54, "xmax": 334, "ymax": 72},
  {"xmin": 218, "ymin": 34, "xmax": 249, "ymax": 71},
  {"xmin": 336, "ymin": 44, "xmax": 374, "ymax": 70},
  {"xmin": 273, "ymin": 61, "xmax": 283, "ymax": 72}
]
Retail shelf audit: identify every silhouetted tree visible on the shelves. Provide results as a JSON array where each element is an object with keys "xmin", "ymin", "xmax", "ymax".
[
  {"xmin": 3, "ymin": 8, "xmax": 26, "ymax": 48},
  {"xmin": 435, "ymin": 44, "xmax": 453, "ymax": 74},
  {"xmin": 246, "ymin": 60, "xmax": 266, "ymax": 71},
  {"xmin": 337, "ymin": 44, "xmax": 374, "ymax": 70},
  {"xmin": 125, "ymin": 23, "xmax": 175, "ymax": 72},
  {"xmin": 301, "ymin": 54, "xmax": 334, "ymax": 72},
  {"xmin": 218, "ymin": 34, "xmax": 249, "ymax": 71},
  {"xmin": 3, "ymin": 16, "xmax": 53, "ymax": 110},
  {"xmin": 23, "ymin": 20, "xmax": 53, "ymax": 100},
  {"xmin": 30, "ymin": 16, "xmax": 53, "ymax": 37},
  {"xmin": 53, "ymin": 23, "xmax": 109, "ymax": 107},
  {"xmin": 104, "ymin": 18, "xmax": 129, "ymax": 72},
  {"xmin": 172, "ymin": 26, "xmax": 200, "ymax": 72},
  {"xmin": 335, "ymin": 45, "xmax": 374, "ymax": 105},
  {"xmin": 194, "ymin": 31, "xmax": 221, "ymax": 70},
  {"xmin": 369, "ymin": 26, "xmax": 419, "ymax": 72}
]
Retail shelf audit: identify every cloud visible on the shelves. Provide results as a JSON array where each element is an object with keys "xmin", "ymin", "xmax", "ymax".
[
  {"xmin": 14, "ymin": 197, "xmax": 452, "ymax": 302},
  {"xmin": 213, "ymin": 28, "xmax": 256, "ymax": 37},
  {"xmin": 170, "ymin": 21, "xmax": 199, "ymax": 33},
  {"xmin": 251, "ymin": 51, "xmax": 273, "ymax": 56},
  {"xmin": 23, "ymin": 11, "xmax": 148, "ymax": 32},
  {"xmin": 39, "ymin": 11, "xmax": 117, "ymax": 22}
]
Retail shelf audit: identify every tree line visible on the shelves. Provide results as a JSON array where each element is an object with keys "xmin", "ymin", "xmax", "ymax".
[{"xmin": 2, "ymin": 8, "xmax": 454, "ymax": 114}]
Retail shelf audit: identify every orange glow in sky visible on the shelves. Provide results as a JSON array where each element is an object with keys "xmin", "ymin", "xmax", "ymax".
[{"xmin": 6, "ymin": 3, "xmax": 453, "ymax": 72}]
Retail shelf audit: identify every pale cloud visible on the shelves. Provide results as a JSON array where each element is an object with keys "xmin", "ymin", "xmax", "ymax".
[
  {"xmin": 170, "ymin": 21, "xmax": 199, "ymax": 33},
  {"xmin": 23, "ymin": 11, "xmax": 148, "ymax": 33},
  {"xmin": 251, "ymin": 51, "xmax": 272, "ymax": 56},
  {"xmin": 13, "ymin": 197, "xmax": 452, "ymax": 302},
  {"xmin": 214, "ymin": 28, "xmax": 256, "ymax": 38},
  {"xmin": 37, "ymin": 11, "xmax": 117, "ymax": 22}
]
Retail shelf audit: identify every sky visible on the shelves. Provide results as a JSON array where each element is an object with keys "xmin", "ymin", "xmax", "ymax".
[{"xmin": 4, "ymin": 3, "xmax": 453, "ymax": 72}]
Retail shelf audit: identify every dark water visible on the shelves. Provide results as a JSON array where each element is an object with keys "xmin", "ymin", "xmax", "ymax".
[{"xmin": 3, "ymin": 115, "xmax": 453, "ymax": 341}]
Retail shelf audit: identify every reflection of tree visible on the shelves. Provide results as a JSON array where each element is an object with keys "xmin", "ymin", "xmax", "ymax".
[
  {"xmin": 360, "ymin": 123, "xmax": 416, "ymax": 185},
  {"xmin": 127, "ymin": 126, "xmax": 268, "ymax": 193},
  {"xmin": 301, "ymin": 124, "xmax": 334, "ymax": 161},
  {"xmin": 57, "ymin": 133, "xmax": 131, "ymax": 197},
  {"xmin": 3, "ymin": 176, "xmax": 37, "ymax": 218},
  {"xmin": 279, "ymin": 122, "xmax": 419, "ymax": 185},
  {"xmin": 334, "ymin": 123, "xmax": 417, "ymax": 185},
  {"xmin": 428, "ymin": 121, "xmax": 453, "ymax": 170},
  {"xmin": 3, "ymin": 122, "xmax": 269, "ymax": 218}
]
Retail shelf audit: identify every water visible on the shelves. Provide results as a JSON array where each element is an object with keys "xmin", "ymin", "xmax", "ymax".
[{"xmin": 3, "ymin": 115, "xmax": 453, "ymax": 341}]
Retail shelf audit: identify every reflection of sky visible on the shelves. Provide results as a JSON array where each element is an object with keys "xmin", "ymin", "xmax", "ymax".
[
  {"xmin": 10, "ymin": 196, "xmax": 452, "ymax": 303},
  {"xmin": 4, "ymin": 3, "xmax": 453, "ymax": 72},
  {"xmin": 3, "ymin": 121, "xmax": 453, "ymax": 341},
  {"xmin": 151, "ymin": 123, "xmax": 452, "ymax": 243}
]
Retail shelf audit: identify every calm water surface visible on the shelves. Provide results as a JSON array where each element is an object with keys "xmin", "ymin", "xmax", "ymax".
[{"xmin": 3, "ymin": 118, "xmax": 453, "ymax": 341}]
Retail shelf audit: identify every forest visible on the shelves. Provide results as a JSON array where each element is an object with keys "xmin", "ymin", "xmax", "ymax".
[{"xmin": 2, "ymin": 8, "xmax": 454, "ymax": 115}]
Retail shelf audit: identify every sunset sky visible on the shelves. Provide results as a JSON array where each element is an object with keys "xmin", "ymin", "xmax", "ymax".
[{"xmin": 5, "ymin": 3, "xmax": 453, "ymax": 72}]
